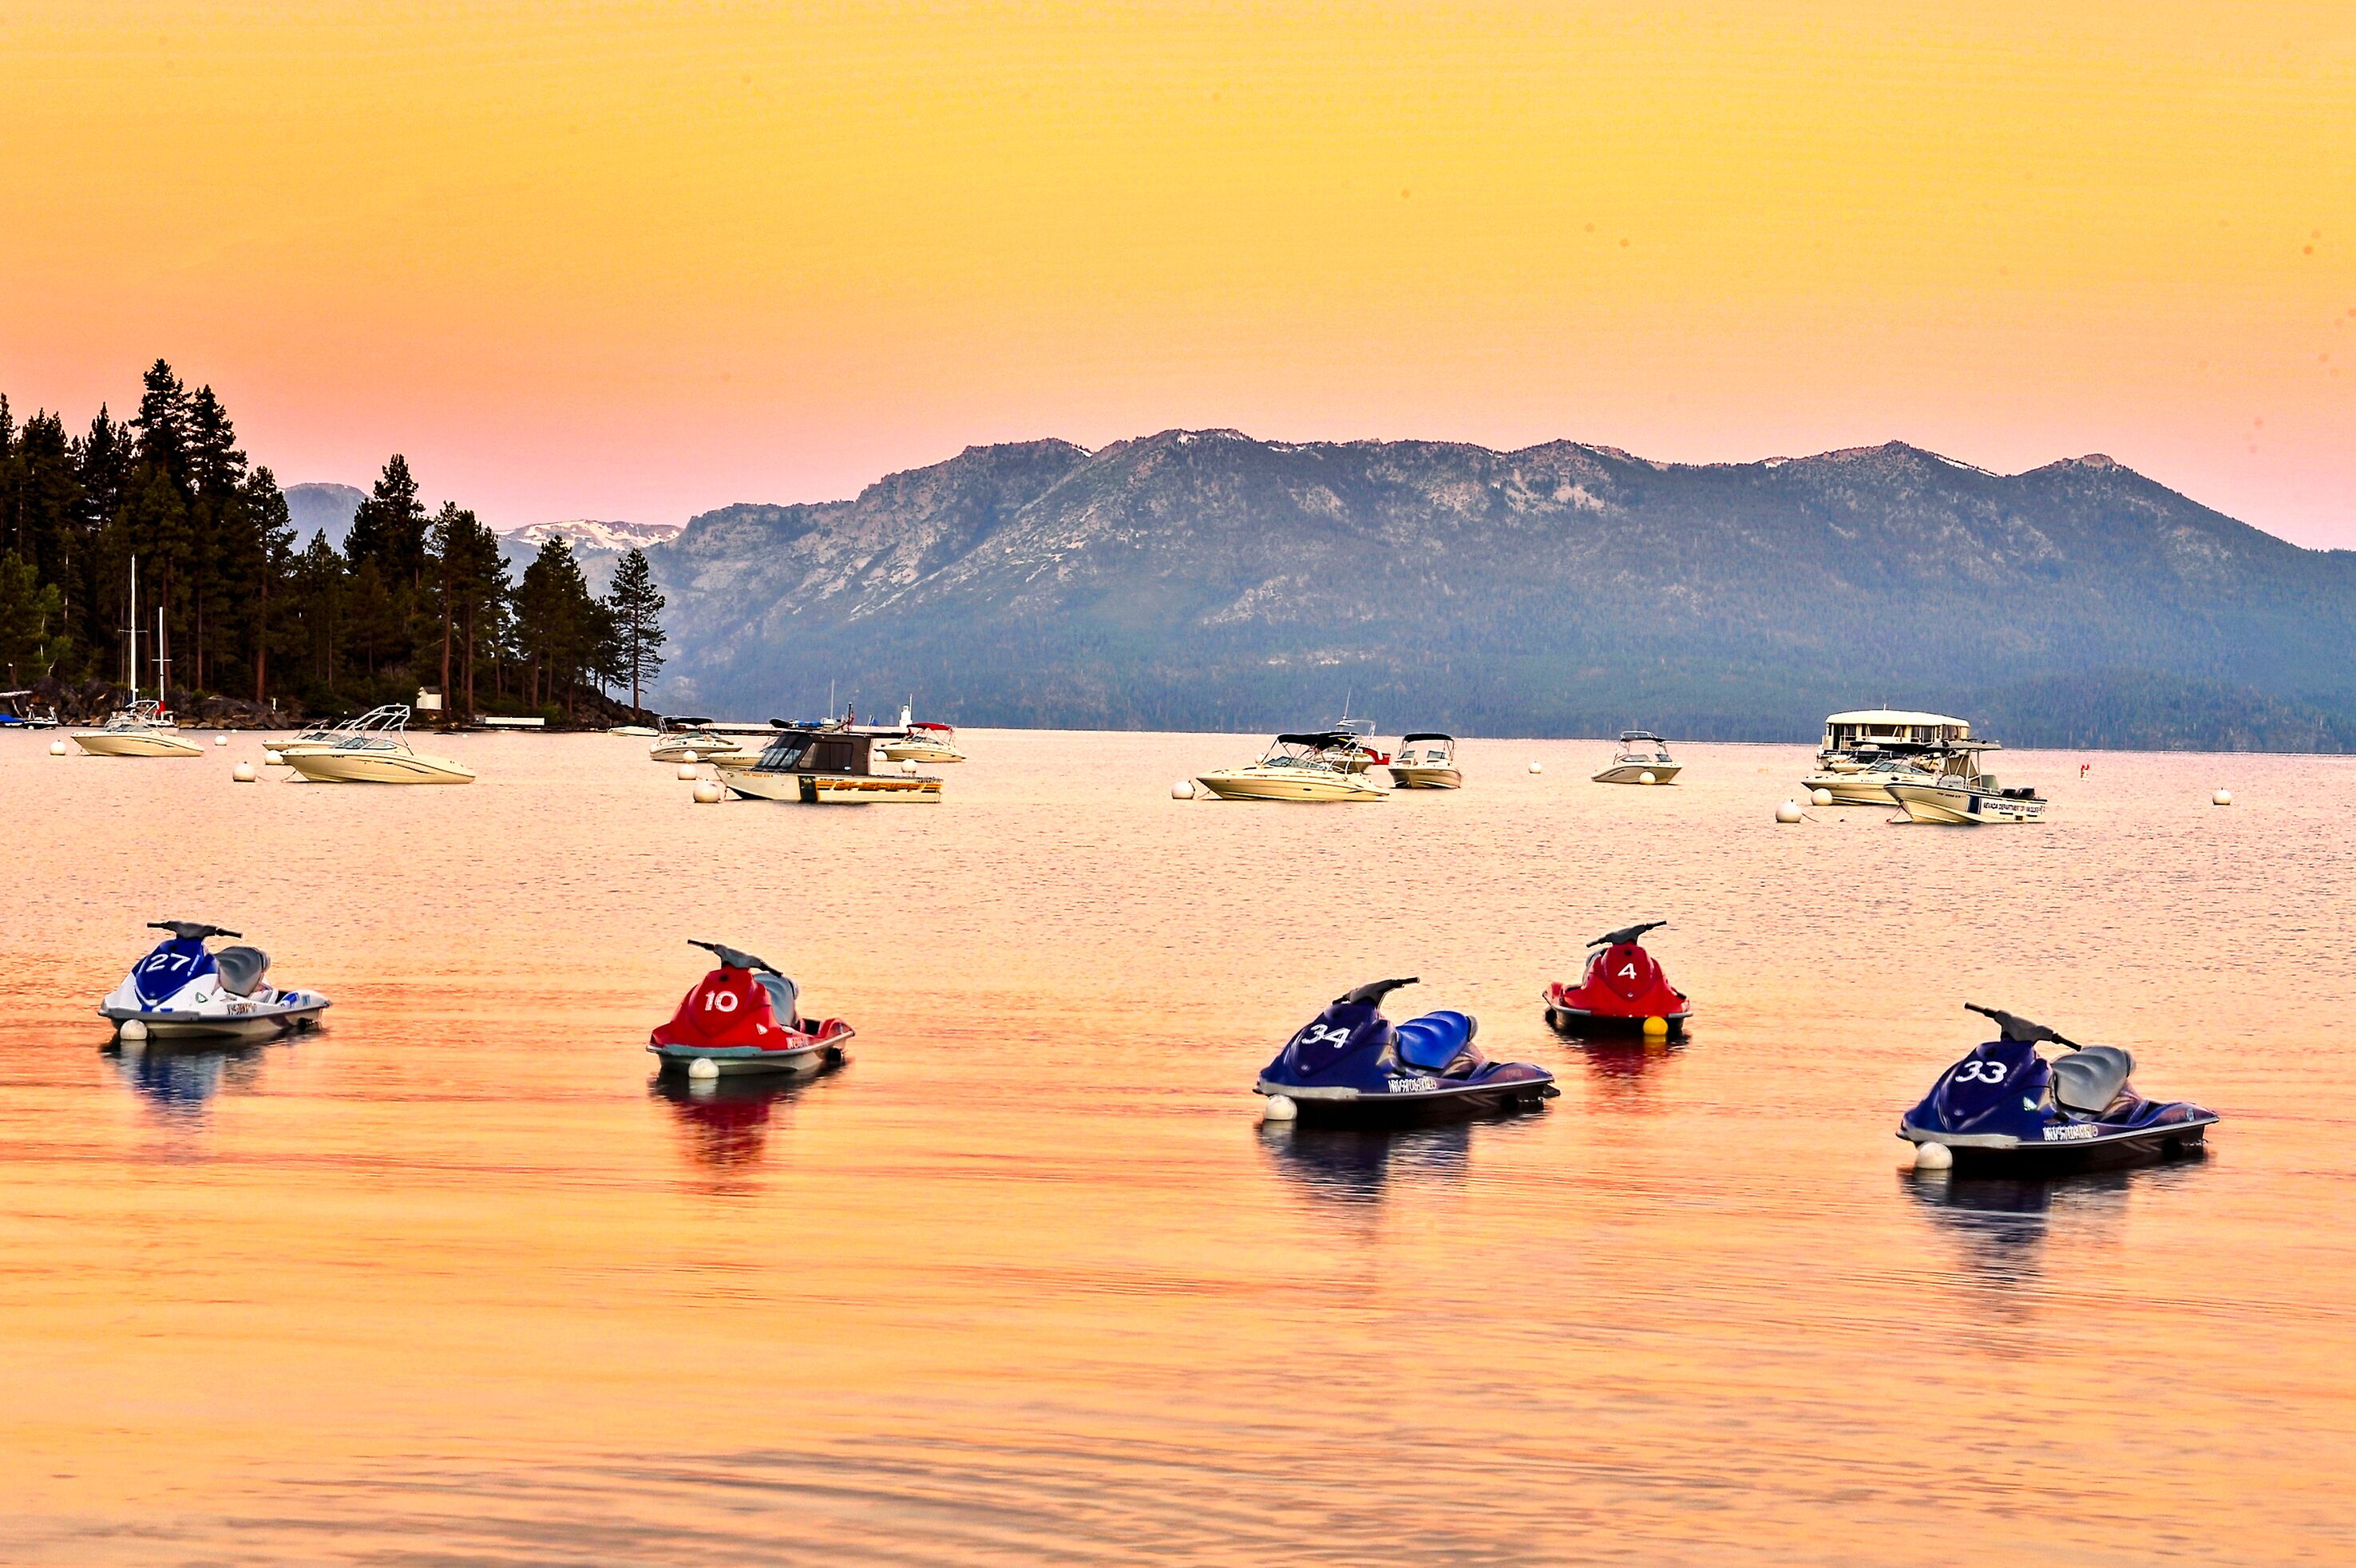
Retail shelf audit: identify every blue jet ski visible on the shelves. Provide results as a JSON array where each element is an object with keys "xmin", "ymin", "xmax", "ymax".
[
  {"xmin": 1257, "ymin": 977, "xmax": 1558, "ymax": 1123},
  {"xmin": 1899, "ymin": 1003, "xmax": 2217, "ymax": 1170},
  {"xmin": 98, "ymin": 921, "xmax": 331, "ymax": 1041}
]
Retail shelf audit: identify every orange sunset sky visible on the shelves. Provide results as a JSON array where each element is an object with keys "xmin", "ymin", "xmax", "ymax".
[{"xmin": 3, "ymin": 2, "xmax": 2352, "ymax": 542}]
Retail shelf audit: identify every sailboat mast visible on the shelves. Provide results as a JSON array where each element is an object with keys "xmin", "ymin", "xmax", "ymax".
[{"xmin": 129, "ymin": 557, "xmax": 139, "ymax": 704}]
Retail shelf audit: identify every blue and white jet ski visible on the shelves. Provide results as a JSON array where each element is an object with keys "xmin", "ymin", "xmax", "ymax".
[
  {"xmin": 1257, "ymin": 978, "xmax": 1557, "ymax": 1123},
  {"xmin": 98, "ymin": 921, "xmax": 331, "ymax": 1040},
  {"xmin": 1899, "ymin": 1003, "xmax": 2217, "ymax": 1170}
]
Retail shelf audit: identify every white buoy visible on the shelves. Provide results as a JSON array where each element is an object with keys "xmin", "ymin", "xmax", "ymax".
[
  {"xmin": 119, "ymin": 1019, "xmax": 148, "ymax": 1043},
  {"xmin": 2213, "ymin": 789, "xmax": 2232, "ymax": 806},
  {"xmin": 675, "ymin": 763, "xmax": 699, "ymax": 781},
  {"xmin": 901, "ymin": 760, "xmax": 917, "ymax": 775},
  {"xmin": 1812, "ymin": 787, "xmax": 1833, "ymax": 806},
  {"xmin": 1912, "ymin": 1141, "xmax": 1954, "ymax": 1172},
  {"xmin": 49, "ymin": 738, "xmax": 66, "ymax": 756},
  {"xmin": 686, "ymin": 1056, "xmax": 720, "ymax": 1081},
  {"xmin": 692, "ymin": 780, "xmax": 723, "ymax": 803},
  {"xmin": 1171, "ymin": 778, "xmax": 1195, "ymax": 799},
  {"xmin": 679, "ymin": 750, "xmax": 699, "ymax": 764},
  {"xmin": 1260, "ymin": 1094, "xmax": 1298, "ymax": 1123},
  {"xmin": 1776, "ymin": 799, "xmax": 1804, "ymax": 823},
  {"xmin": 263, "ymin": 749, "xmax": 284, "ymax": 765},
  {"xmin": 232, "ymin": 761, "xmax": 256, "ymax": 782},
  {"xmin": 214, "ymin": 734, "xmax": 228, "ymax": 746},
  {"xmin": 1528, "ymin": 760, "xmax": 1543, "ymax": 774},
  {"xmin": 1638, "ymin": 770, "xmax": 1657, "ymax": 785}
]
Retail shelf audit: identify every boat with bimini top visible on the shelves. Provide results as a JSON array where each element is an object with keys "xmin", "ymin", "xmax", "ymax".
[
  {"xmin": 1885, "ymin": 742, "xmax": 2044, "ymax": 825},
  {"xmin": 881, "ymin": 703, "xmax": 965, "ymax": 764},
  {"xmin": 1196, "ymin": 732, "xmax": 1389, "ymax": 802},
  {"xmin": 1385, "ymin": 733, "xmax": 1461, "ymax": 789},
  {"xmin": 1592, "ymin": 731, "xmax": 1681, "ymax": 785}
]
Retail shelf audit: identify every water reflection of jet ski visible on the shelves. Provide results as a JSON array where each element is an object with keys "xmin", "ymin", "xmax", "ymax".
[
  {"xmin": 1899, "ymin": 1004, "xmax": 2218, "ymax": 1170},
  {"xmin": 1257, "ymin": 978, "xmax": 1556, "ymax": 1123},
  {"xmin": 104, "ymin": 1039, "xmax": 266, "ymax": 1115},
  {"xmin": 98, "ymin": 922, "xmax": 331, "ymax": 1040},
  {"xmin": 647, "ymin": 940, "xmax": 855, "ymax": 1075},
  {"xmin": 649, "ymin": 1074, "xmax": 810, "ymax": 1170},
  {"xmin": 1543, "ymin": 921, "xmax": 1690, "ymax": 1035},
  {"xmin": 1258, "ymin": 1122, "xmax": 1475, "ymax": 1206}
]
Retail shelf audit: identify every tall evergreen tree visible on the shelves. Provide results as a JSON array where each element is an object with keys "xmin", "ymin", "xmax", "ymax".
[
  {"xmin": 0, "ymin": 552, "xmax": 66, "ymax": 683},
  {"xmin": 515, "ymin": 537, "xmax": 608, "ymax": 715},
  {"xmin": 346, "ymin": 455, "xmax": 426, "ymax": 592},
  {"xmin": 604, "ymin": 548, "xmax": 666, "ymax": 711}
]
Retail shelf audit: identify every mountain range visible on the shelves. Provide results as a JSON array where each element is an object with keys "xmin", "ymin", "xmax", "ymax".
[
  {"xmin": 639, "ymin": 432, "xmax": 2356, "ymax": 750},
  {"xmin": 279, "ymin": 485, "xmax": 675, "ymax": 593},
  {"xmin": 285, "ymin": 434, "xmax": 2356, "ymax": 749}
]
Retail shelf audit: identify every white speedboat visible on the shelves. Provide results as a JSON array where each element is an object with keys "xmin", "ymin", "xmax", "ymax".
[
  {"xmin": 1592, "ymin": 731, "xmax": 1681, "ymax": 785},
  {"xmin": 274, "ymin": 705, "xmax": 407, "ymax": 762},
  {"xmin": 649, "ymin": 717, "xmax": 753, "ymax": 766},
  {"xmin": 881, "ymin": 703, "xmax": 965, "ymax": 764},
  {"xmin": 1887, "ymin": 746, "xmax": 2045, "ymax": 825},
  {"xmin": 1386, "ymin": 732, "xmax": 1462, "ymax": 789},
  {"xmin": 723, "ymin": 722, "xmax": 942, "ymax": 803},
  {"xmin": 72, "ymin": 699, "xmax": 203, "ymax": 758},
  {"xmin": 1804, "ymin": 752, "xmax": 1942, "ymax": 806},
  {"xmin": 283, "ymin": 705, "xmax": 475, "ymax": 784},
  {"xmin": 1196, "ymin": 734, "xmax": 1389, "ymax": 802}
]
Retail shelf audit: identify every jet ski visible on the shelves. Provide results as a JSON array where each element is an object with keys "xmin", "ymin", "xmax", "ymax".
[
  {"xmin": 1257, "ymin": 978, "xmax": 1557, "ymax": 1122},
  {"xmin": 647, "ymin": 940, "xmax": 855, "ymax": 1075},
  {"xmin": 1542, "ymin": 921, "xmax": 1691, "ymax": 1035},
  {"xmin": 98, "ymin": 921, "xmax": 331, "ymax": 1040},
  {"xmin": 1899, "ymin": 1004, "xmax": 2219, "ymax": 1170}
]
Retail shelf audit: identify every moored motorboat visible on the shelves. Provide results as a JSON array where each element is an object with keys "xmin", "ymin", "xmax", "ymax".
[
  {"xmin": 1257, "ymin": 978, "xmax": 1555, "ymax": 1123},
  {"xmin": 881, "ymin": 703, "xmax": 965, "ymax": 763},
  {"xmin": 273, "ymin": 704, "xmax": 410, "ymax": 762},
  {"xmin": 723, "ymin": 720, "xmax": 942, "ymax": 802},
  {"xmin": 1592, "ymin": 731, "xmax": 1681, "ymax": 785},
  {"xmin": 1899, "ymin": 1004, "xmax": 2217, "ymax": 1170},
  {"xmin": 1196, "ymin": 733, "xmax": 1389, "ymax": 802},
  {"xmin": 1385, "ymin": 732, "xmax": 1462, "ymax": 789},
  {"xmin": 72, "ymin": 699, "xmax": 203, "ymax": 758},
  {"xmin": 98, "ymin": 921, "xmax": 331, "ymax": 1040},
  {"xmin": 649, "ymin": 717, "xmax": 754, "ymax": 766},
  {"xmin": 1886, "ymin": 744, "xmax": 2044, "ymax": 824},
  {"xmin": 0, "ymin": 691, "xmax": 60, "ymax": 729},
  {"xmin": 1803, "ymin": 708, "xmax": 1982, "ymax": 803},
  {"xmin": 648, "ymin": 940, "xmax": 854, "ymax": 1075},
  {"xmin": 282, "ymin": 705, "xmax": 475, "ymax": 783}
]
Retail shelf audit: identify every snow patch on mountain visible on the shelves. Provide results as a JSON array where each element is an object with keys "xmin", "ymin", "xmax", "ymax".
[{"xmin": 501, "ymin": 519, "xmax": 683, "ymax": 554}]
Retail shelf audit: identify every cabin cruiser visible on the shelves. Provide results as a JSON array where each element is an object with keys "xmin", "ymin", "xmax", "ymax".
[
  {"xmin": 649, "ymin": 717, "xmax": 754, "ymax": 766},
  {"xmin": 71, "ymin": 699, "xmax": 202, "ymax": 758},
  {"xmin": 0, "ymin": 691, "xmax": 59, "ymax": 729},
  {"xmin": 724, "ymin": 720, "xmax": 942, "ymax": 802},
  {"xmin": 1386, "ymin": 733, "xmax": 1462, "ymax": 789},
  {"xmin": 282, "ymin": 704, "xmax": 475, "ymax": 784},
  {"xmin": 881, "ymin": 703, "xmax": 965, "ymax": 764},
  {"xmin": 1886, "ymin": 743, "xmax": 2045, "ymax": 825},
  {"xmin": 1803, "ymin": 708, "xmax": 1983, "ymax": 804},
  {"xmin": 1196, "ymin": 733, "xmax": 1389, "ymax": 802},
  {"xmin": 1592, "ymin": 731, "xmax": 1681, "ymax": 785}
]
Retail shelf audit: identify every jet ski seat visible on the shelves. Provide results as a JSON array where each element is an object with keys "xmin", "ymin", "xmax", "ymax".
[
  {"xmin": 1395, "ymin": 1011, "xmax": 1476, "ymax": 1072},
  {"xmin": 214, "ymin": 946, "xmax": 271, "ymax": 997},
  {"xmin": 755, "ymin": 973, "xmax": 801, "ymax": 1029},
  {"xmin": 2050, "ymin": 1045, "xmax": 2134, "ymax": 1114}
]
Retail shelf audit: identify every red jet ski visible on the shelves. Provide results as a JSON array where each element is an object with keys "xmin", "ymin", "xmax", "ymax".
[
  {"xmin": 1543, "ymin": 921, "xmax": 1692, "ymax": 1036},
  {"xmin": 648, "ymin": 940, "xmax": 854, "ymax": 1076}
]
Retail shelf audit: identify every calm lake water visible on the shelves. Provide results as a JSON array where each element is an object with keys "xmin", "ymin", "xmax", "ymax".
[{"xmin": 4, "ymin": 730, "xmax": 2352, "ymax": 1564}]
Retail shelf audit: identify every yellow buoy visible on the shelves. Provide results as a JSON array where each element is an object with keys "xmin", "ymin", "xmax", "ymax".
[{"xmin": 1642, "ymin": 1016, "xmax": 1670, "ymax": 1039}]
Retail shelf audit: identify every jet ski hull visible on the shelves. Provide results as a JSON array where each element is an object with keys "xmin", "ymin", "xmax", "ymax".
[
  {"xmin": 1901, "ymin": 1114, "xmax": 2216, "ymax": 1170},
  {"xmin": 649, "ymin": 1040, "xmax": 846, "ymax": 1076},
  {"xmin": 101, "ymin": 1000, "xmax": 330, "ymax": 1040},
  {"xmin": 1257, "ymin": 1069, "xmax": 1557, "ymax": 1124},
  {"xmin": 1543, "ymin": 1002, "xmax": 1690, "ymax": 1036}
]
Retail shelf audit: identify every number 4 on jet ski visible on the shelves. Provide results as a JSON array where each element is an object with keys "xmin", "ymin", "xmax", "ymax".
[{"xmin": 1899, "ymin": 1004, "xmax": 2219, "ymax": 1169}]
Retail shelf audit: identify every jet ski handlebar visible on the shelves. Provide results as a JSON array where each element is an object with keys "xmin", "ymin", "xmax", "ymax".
[
  {"xmin": 1590, "ymin": 920, "xmax": 1666, "ymax": 948},
  {"xmin": 1966, "ymin": 1002, "xmax": 2077, "ymax": 1047},
  {"xmin": 148, "ymin": 921, "xmax": 240, "ymax": 941},
  {"xmin": 691, "ymin": 939, "xmax": 778, "ymax": 974},
  {"xmin": 1334, "ymin": 976, "xmax": 1419, "ymax": 1007}
]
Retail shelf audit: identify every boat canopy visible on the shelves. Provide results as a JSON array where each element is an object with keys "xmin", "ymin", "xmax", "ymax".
[
  {"xmin": 1275, "ymin": 731, "xmax": 1358, "ymax": 749},
  {"xmin": 1821, "ymin": 709, "xmax": 1981, "ymax": 752},
  {"xmin": 1400, "ymin": 731, "xmax": 1454, "ymax": 744}
]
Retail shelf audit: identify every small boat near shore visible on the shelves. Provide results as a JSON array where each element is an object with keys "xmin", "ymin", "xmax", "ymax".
[
  {"xmin": 283, "ymin": 705, "xmax": 475, "ymax": 784},
  {"xmin": 1197, "ymin": 733, "xmax": 1388, "ymax": 802},
  {"xmin": 649, "ymin": 717, "xmax": 754, "ymax": 766},
  {"xmin": 881, "ymin": 703, "xmax": 965, "ymax": 764},
  {"xmin": 1592, "ymin": 731, "xmax": 1680, "ymax": 785}
]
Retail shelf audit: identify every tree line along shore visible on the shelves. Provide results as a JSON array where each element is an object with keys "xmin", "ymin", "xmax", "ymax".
[{"xmin": 0, "ymin": 360, "xmax": 665, "ymax": 727}]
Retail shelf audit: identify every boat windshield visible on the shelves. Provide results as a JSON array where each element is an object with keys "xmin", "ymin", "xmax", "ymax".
[{"xmin": 1261, "ymin": 739, "xmax": 1348, "ymax": 770}]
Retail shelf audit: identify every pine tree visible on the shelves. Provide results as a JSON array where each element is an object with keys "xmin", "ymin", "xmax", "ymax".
[
  {"xmin": 0, "ymin": 551, "xmax": 66, "ymax": 683},
  {"xmin": 516, "ymin": 537, "xmax": 607, "ymax": 717},
  {"xmin": 604, "ymin": 548, "xmax": 666, "ymax": 711},
  {"xmin": 346, "ymin": 455, "xmax": 426, "ymax": 592}
]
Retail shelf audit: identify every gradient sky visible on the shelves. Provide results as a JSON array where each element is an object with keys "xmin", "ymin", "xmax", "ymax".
[{"xmin": 3, "ymin": 2, "xmax": 2352, "ymax": 542}]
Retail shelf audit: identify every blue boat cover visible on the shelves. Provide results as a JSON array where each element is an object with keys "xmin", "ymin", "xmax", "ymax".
[{"xmin": 1395, "ymin": 1011, "xmax": 1474, "ymax": 1071}]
